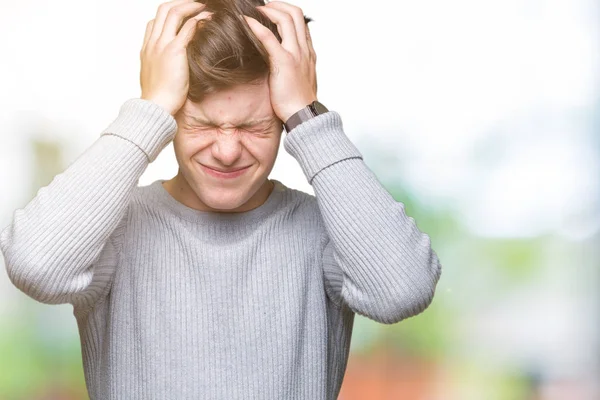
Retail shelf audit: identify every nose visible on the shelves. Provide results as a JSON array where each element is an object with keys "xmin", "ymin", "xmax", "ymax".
[{"xmin": 210, "ymin": 130, "xmax": 244, "ymax": 166}]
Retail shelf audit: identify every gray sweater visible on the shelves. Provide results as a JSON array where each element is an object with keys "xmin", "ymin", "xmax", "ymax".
[{"xmin": 0, "ymin": 98, "xmax": 442, "ymax": 400}]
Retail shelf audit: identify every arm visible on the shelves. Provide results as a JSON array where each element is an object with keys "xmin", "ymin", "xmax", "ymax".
[
  {"xmin": 0, "ymin": 98, "xmax": 176, "ymax": 310},
  {"xmin": 284, "ymin": 111, "xmax": 442, "ymax": 325},
  {"xmin": 241, "ymin": 0, "xmax": 441, "ymax": 324}
]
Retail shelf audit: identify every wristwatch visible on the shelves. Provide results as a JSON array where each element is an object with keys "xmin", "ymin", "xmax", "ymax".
[{"xmin": 283, "ymin": 100, "xmax": 329, "ymax": 133}]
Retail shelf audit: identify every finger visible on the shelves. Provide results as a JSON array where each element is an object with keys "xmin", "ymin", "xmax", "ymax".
[
  {"xmin": 160, "ymin": 1, "xmax": 207, "ymax": 41},
  {"xmin": 149, "ymin": 0, "xmax": 195, "ymax": 47},
  {"xmin": 142, "ymin": 19, "xmax": 155, "ymax": 54},
  {"xmin": 255, "ymin": 5, "xmax": 300, "ymax": 55},
  {"xmin": 172, "ymin": 11, "xmax": 212, "ymax": 48},
  {"xmin": 243, "ymin": 15, "xmax": 287, "ymax": 60},
  {"xmin": 263, "ymin": 1, "xmax": 310, "ymax": 56},
  {"xmin": 306, "ymin": 23, "xmax": 316, "ymax": 61}
]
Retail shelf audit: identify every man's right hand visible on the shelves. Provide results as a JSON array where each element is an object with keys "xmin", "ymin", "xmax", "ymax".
[{"xmin": 140, "ymin": 0, "xmax": 212, "ymax": 117}]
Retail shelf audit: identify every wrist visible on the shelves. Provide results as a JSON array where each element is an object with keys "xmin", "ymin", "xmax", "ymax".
[
  {"xmin": 283, "ymin": 100, "xmax": 329, "ymax": 133},
  {"xmin": 283, "ymin": 100, "xmax": 316, "ymax": 123}
]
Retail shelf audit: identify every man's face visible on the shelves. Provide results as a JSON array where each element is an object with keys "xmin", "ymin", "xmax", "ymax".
[{"xmin": 171, "ymin": 79, "xmax": 283, "ymax": 212}]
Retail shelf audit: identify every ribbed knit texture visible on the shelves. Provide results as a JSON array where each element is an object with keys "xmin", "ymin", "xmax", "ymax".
[{"xmin": 1, "ymin": 98, "xmax": 442, "ymax": 400}]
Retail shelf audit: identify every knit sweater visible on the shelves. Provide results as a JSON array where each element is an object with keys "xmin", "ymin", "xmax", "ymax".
[{"xmin": 1, "ymin": 98, "xmax": 442, "ymax": 400}]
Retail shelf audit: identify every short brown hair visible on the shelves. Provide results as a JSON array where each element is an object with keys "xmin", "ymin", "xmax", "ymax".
[{"xmin": 184, "ymin": 0, "xmax": 312, "ymax": 103}]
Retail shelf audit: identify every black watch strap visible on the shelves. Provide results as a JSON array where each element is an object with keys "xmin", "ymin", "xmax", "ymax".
[{"xmin": 284, "ymin": 100, "xmax": 329, "ymax": 133}]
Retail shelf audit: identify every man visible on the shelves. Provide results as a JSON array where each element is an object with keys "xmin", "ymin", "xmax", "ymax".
[{"xmin": 0, "ymin": 0, "xmax": 442, "ymax": 398}]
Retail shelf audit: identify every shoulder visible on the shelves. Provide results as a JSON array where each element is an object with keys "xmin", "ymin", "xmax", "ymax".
[
  {"xmin": 100, "ymin": 182, "xmax": 162, "ymax": 236},
  {"xmin": 280, "ymin": 183, "xmax": 317, "ymax": 213},
  {"xmin": 278, "ymin": 183, "xmax": 327, "ymax": 235},
  {"xmin": 129, "ymin": 180, "xmax": 167, "ymax": 216}
]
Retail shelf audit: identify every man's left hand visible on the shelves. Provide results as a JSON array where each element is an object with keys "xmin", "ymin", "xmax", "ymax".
[{"xmin": 243, "ymin": 1, "xmax": 318, "ymax": 124}]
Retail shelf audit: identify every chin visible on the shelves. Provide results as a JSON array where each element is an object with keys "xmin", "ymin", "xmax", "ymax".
[
  {"xmin": 195, "ymin": 185, "xmax": 252, "ymax": 212},
  {"xmin": 204, "ymin": 197, "xmax": 243, "ymax": 211}
]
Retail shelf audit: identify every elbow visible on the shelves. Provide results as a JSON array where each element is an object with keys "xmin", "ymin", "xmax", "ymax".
[
  {"xmin": 1, "ymin": 231, "xmax": 55, "ymax": 303},
  {"xmin": 6, "ymin": 261, "xmax": 55, "ymax": 304},
  {"xmin": 344, "ymin": 277, "xmax": 440, "ymax": 325},
  {"xmin": 331, "ymin": 235, "xmax": 443, "ymax": 325},
  {"xmin": 2, "ymin": 235, "xmax": 91, "ymax": 305},
  {"xmin": 382, "ymin": 282, "xmax": 438, "ymax": 325},
  {"xmin": 6, "ymin": 262, "xmax": 42, "ymax": 303},
  {"xmin": 5, "ymin": 260, "xmax": 82, "ymax": 305},
  {"xmin": 373, "ymin": 250, "xmax": 442, "ymax": 325}
]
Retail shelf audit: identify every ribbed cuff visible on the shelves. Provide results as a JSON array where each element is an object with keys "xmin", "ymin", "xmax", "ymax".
[
  {"xmin": 100, "ymin": 98, "xmax": 178, "ymax": 163},
  {"xmin": 283, "ymin": 110, "xmax": 364, "ymax": 184}
]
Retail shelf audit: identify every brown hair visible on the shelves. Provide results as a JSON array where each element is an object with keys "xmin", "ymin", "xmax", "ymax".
[{"xmin": 184, "ymin": 0, "xmax": 312, "ymax": 103}]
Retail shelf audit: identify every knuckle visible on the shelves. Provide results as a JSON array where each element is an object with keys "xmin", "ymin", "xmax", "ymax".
[
  {"xmin": 157, "ymin": 4, "xmax": 168, "ymax": 15},
  {"xmin": 167, "ymin": 7, "xmax": 183, "ymax": 19},
  {"xmin": 153, "ymin": 40, "xmax": 167, "ymax": 53},
  {"xmin": 164, "ymin": 41, "xmax": 181, "ymax": 53},
  {"xmin": 158, "ymin": 2, "xmax": 171, "ymax": 12},
  {"xmin": 283, "ymin": 53, "xmax": 295, "ymax": 64},
  {"xmin": 289, "ymin": 3, "xmax": 303, "ymax": 12}
]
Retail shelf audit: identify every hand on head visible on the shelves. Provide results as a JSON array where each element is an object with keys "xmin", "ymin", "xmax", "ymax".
[
  {"xmin": 140, "ymin": 0, "xmax": 213, "ymax": 117},
  {"xmin": 138, "ymin": 0, "xmax": 318, "ymax": 123}
]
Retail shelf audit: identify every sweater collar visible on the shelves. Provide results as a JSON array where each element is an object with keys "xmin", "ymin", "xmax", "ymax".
[{"xmin": 148, "ymin": 178, "xmax": 288, "ymax": 225}]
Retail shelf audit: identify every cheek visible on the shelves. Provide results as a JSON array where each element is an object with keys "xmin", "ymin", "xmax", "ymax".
[
  {"xmin": 245, "ymin": 136, "xmax": 280, "ymax": 159},
  {"xmin": 174, "ymin": 135, "xmax": 211, "ymax": 157}
]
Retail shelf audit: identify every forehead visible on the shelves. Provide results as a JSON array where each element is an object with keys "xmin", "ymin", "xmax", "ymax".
[{"xmin": 181, "ymin": 81, "xmax": 275, "ymax": 127}]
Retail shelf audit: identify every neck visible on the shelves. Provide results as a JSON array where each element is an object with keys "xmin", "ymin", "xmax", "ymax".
[{"xmin": 163, "ymin": 173, "xmax": 275, "ymax": 214}]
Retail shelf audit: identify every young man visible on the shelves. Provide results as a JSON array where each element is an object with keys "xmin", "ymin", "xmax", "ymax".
[{"xmin": 0, "ymin": 0, "xmax": 442, "ymax": 398}]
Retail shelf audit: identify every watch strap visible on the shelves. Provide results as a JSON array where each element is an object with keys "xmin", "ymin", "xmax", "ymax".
[{"xmin": 284, "ymin": 101, "xmax": 328, "ymax": 133}]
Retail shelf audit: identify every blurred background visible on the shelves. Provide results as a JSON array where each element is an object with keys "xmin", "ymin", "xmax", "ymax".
[{"xmin": 0, "ymin": 0, "xmax": 598, "ymax": 399}]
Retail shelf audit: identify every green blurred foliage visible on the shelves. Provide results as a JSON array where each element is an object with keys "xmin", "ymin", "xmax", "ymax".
[
  {"xmin": 471, "ymin": 237, "xmax": 547, "ymax": 282},
  {"xmin": 0, "ymin": 307, "xmax": 86, "ymax": 399}
]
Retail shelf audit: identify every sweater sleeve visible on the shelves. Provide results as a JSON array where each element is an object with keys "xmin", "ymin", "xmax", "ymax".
[
  {"xmin": 283, "ymin": 110, "xmax": 442, "ymax": 325},
  {"xmin": 0, "ymin": 98, "xmax": 177, "ymax": 312}
]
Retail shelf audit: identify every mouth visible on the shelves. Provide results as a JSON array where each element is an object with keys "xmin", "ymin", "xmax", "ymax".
[{"xmin": 199, "ymin": 163, "xmax": 251, "ymax": 179}]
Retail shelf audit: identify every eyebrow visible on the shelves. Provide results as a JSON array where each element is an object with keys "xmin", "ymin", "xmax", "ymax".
[{"xmin": 187, "ymin": 114, "xmax": 276, "ymax": 128}]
